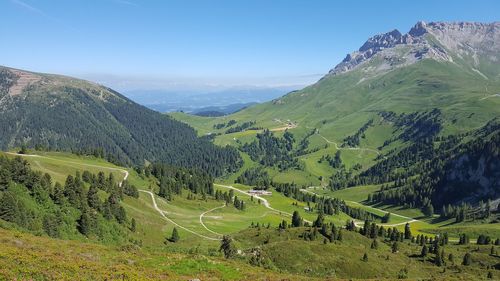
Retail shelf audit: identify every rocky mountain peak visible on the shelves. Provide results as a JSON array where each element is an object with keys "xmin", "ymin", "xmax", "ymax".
[
  {"xmin": 408, "ymin": 21, "xmax": 428, "ymax": 37},
  {"xmin": 328, "ymin": 21, "xmax": 499, "ymax": 77},
  {"xmin": 359, "ymin": 29, "xmax": 403, "ymax": 52}
]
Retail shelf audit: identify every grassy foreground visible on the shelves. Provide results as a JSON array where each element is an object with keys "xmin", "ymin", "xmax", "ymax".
[{"xmin": 0, "ymin": 227, "xmax": 315, "ymax": 281}]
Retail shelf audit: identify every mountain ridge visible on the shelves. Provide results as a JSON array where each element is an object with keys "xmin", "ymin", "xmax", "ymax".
[
  {"xmin": 328, "ymin": 21, "xmax": 500, "ymax": 78},
  {"xmin": 0, "ymin": 65, "xmax": 241, "ymax": 176}
]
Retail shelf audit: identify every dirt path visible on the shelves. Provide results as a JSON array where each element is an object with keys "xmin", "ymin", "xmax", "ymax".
[
  {"xmin": 347, "ymin": 200, "xmax": 418, "ymax": 227},
  {"xmin": 215, "ymin": 184, "xmax": 312, "ymax": 224},
  {"xmin": 300, "ymin": 188, "xmax": 417, "ymax": 227},
  {"xmin": 199, "ymin": 204, "xmax": 226, "ymax": 237},
  {"xmin": 6, "ymin": 152, "xmax": 129, "ymax": 186},
  {"xmin": 139, "ymin": 190, "xmax": 221, "ymax": 241},
  {"xmin": 318, "ymin": 134, "xmax": 383, "ymax": 156}
]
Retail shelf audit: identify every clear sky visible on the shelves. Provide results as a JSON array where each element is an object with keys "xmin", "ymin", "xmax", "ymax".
[{"xmin": 1, "ymin": 0, "xmax": 499, "ymax": 90}]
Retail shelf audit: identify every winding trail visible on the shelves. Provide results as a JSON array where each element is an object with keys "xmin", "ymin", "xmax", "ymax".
[
  {"xmin": 139, "ymin": 190, "xmax": 221, "ymax": 241},
  {"xmin": 301, "ymin": 188, "xmax": 418, "ymax": 227},
  {"xmin": 199, "ymin": 204, "xmax": 226, "ymax": 237},
  {"xmin": 9, "ymin": 152, "xmax": 327, "ymax": 239},
  {"xmin": 6, "ymin": 152, "xmax": 129, "ymax": 186},
  {"xmin": 8, "ymin": 152, "xmax": 222, "ymax": 241},
  {"xmin": 346, "ymin": 200, "xmax": 418, "ymax": 227},
  {"xmin": 215, "ymin": 184, "xmax": 312, "ymax": 224},
  {"xmin": 318, "ymin": 134, "xmax": 383, "ymax": 156}
]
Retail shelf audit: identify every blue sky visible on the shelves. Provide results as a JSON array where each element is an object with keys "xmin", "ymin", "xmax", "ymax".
[{"xmin": 1, "ymin": 0, "xmax": 499, "ymax": 90}]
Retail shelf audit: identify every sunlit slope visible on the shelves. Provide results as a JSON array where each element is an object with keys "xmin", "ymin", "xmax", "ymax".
[{"xmin": 175, "ymin": 59, "xmax": 500, "ymax": 143}]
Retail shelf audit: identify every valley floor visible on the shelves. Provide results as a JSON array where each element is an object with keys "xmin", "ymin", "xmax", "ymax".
[{"xmin": 2, "ymin": 151, "xmax": 499, "ymax": 280}]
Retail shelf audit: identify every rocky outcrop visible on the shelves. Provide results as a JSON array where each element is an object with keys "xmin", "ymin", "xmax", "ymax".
[{"xmin": 328, "ymin": 21, "xmax": 500, "ymax": 76}]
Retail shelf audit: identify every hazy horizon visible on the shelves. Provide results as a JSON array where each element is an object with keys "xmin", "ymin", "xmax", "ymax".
[{"xmin": 2, "ymin": 0, "xmax": 499, "ymax": 93}]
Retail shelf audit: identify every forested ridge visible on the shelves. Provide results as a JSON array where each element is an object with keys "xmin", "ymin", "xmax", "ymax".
[
  {"xmin": 329, "ymin": 116, "xmax": 500, "ymax": 211},
  {"xmin": 371, "ymin": 124, "xmax": 500, "ymax": 210},
  {"xmin": 0, "ymin": 67, "xmax": 241, "ymax": 176}
]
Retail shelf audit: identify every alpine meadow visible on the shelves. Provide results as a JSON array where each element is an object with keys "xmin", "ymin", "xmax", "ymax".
[{"xmin": 0, "ymin": 1, "xmax": 499, "ymax": 280}]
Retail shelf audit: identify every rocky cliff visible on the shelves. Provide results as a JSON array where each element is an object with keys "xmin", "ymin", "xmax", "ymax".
[{"xmin": 329, "ymin": 21, "xmax": 500, "ymax": 78}]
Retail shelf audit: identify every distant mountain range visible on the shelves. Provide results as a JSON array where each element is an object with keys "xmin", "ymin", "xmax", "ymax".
[
  {"xmin": 123, "ymin": 86, "xmax": 299, "ymax": 113},
  {"xmin": 191, "ymin": 102, "xmax": 258, "ymax": 117}
]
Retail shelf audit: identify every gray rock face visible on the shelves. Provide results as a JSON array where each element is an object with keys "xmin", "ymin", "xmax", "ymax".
[
  {"xmin": 359, "ymin": 29, "xmax": 403, "ymax": 52},
  {"xmin": 328, "ymin": 21, "xmax": 500, "ymax": 76}
]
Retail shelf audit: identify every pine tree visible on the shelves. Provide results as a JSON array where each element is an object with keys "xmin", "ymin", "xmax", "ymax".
[
  {"xmin": 421, "ymin": 245, "xmax": 428, "ymax": 257},
  {"xmin": 371, "ymin": 239, "xmax": 379, "ymax": 249},
  {"xmin": 291, "ymin": 211, "xmax": 302, "ymax": 227},
  {"xmin": 462, "ymin": 252, "xmax": 472, "ymax": 266},
  {"xmin": 434, "ymin": 250, "xmax": 444, "ymax": 267},
  {"xmin": 392, "ymin": 242, "xmax": 399, "ymax": 253},
  {"xmin": 42, "ymin": 213, "xmax": 60, "ymax": 238},
  {"xmin": 362, "ymin": 253, "xmax": 368, "ymax": 262},
  {"xmin": 0, "ymin": 191, "xmax": 19, "ymax": 223},
  {"xmin": 404, "ymin": 223, "xmax": 412, "ymax": 239},
  {"xmin": 77, "ymin": 208, "xmax": 92, "ymax": 236},
  {"xmin": 220, "ymin": 235, "xmax": 237, "ymax": 259},
  {"xmin": 131, "ymin": 218, "xmax": 136, "ymax": 232},
  {"xmin": 87, "ymin": 185, "xmax": 101, "ymax": 210},
  {"xmin": 382, "ymin": 212, "xmax": 391, "ymax": 223},
  {"xmin": 313, "ymin": 212, "xmax": 324, "ymax": 227},
  {"xmin": 170, "ymin": 227, "xmax": 180, "ymax": 242},
  {"xmin": 422, "ymin": 203, "xmax": 434, "ymax": 217}
]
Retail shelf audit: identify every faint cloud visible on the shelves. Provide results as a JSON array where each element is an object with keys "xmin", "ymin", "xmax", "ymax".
[
  {"xmin": 111, "ymin": 0, "xmax": 138, "ymax": 7},
  {"xmin": 76, "ymin": 72, "xmax": 321, "ymax": 92},
  {"xmin": 10, "ymin": 0, "xmax": 48, "ymax": 17},
  {"xmin": 9, "ymin": 0, "xmax": 78, "ymax": 31}
]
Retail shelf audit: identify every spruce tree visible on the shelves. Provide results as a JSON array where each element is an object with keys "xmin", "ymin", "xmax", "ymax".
[
  {"xmin": 421, "ymin": 245, "xmax": 428, "ymax": 257},
  {"xmin": 220, "ymin": 235, "xmax": 236, "ymax": 259},
  {"xmin": 131, "ymin": 218, "xmax": 136, "ymax": 232},
  {"xmin": 392, "ymin": 242, "xmax": 399, "ymax": 253},
  {"xmin": 404, "ymin": 223, "xmax": 412, "ymax": 239},
  {"xmin": 87, "ymin": 185, "xmax": 101, "ymax": 210},
  {"xmin": 170, "ymin": 227, "xmax": 180, "ymax": 242},
  {"xmin": 291, "ymin": 211, "xmax": 302, "ymax": 227},
  {"xmin": 0, "ymin": 191, "xmax": 19, "ymax": 223},
  {"xmin": 77, "ymin": 208, "xmax": 92, "ymax": 236},
  {"xmin": 462, "ymin": 252, "xmax": 472, "ymax": 266}
]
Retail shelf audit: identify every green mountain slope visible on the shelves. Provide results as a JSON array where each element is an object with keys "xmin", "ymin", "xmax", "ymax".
[
  {"xmin": 172, "ymin": 21, "xmax": 500, "ymax": 208},
  {"xmin": 0, "ymin": 66, "xmax": 241, "ymax": 176}
]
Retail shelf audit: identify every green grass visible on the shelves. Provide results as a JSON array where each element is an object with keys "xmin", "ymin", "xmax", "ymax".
[
  {"xmin": 172, "ymin": 59, "xmax": 500, "ymax": 191},
  {"xmin": 3, "ymin": 151, "xmax": 128, "ymax": 184},
  {"xmin": 305, "ymin": 184, "xmax": 500, "ymax": 239},
  {"xmin": 325, "ymin": 184, "xmax": 382, "ymax": 202},
  {"xmin": 2, "ymin": 150, "xmax": 500, "ymax": 280},
  {"xmin": 0, "ymin": 227, "xmax": 312, "ymax": 280},
  {"xmin": 233, "ymin": 226, "xmax": 500, "ymax": 280}
]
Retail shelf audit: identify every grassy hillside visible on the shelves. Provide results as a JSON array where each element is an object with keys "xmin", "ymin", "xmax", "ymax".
[
  {"xmin": 170, "ymin": 57, "xmax": 500, "ymax": 255},
  {"xmin": 0, "ymin": 227, "xmax": 311, "ymax": 281},
  {"xmin": 2, "ymin": 151, "xmax": 500, "ymax": 280}
]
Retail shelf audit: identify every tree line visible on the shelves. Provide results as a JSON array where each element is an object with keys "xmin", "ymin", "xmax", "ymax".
[{"xmin": 0, "ymin": 156, "xmax": 135, "ymax": 242}]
